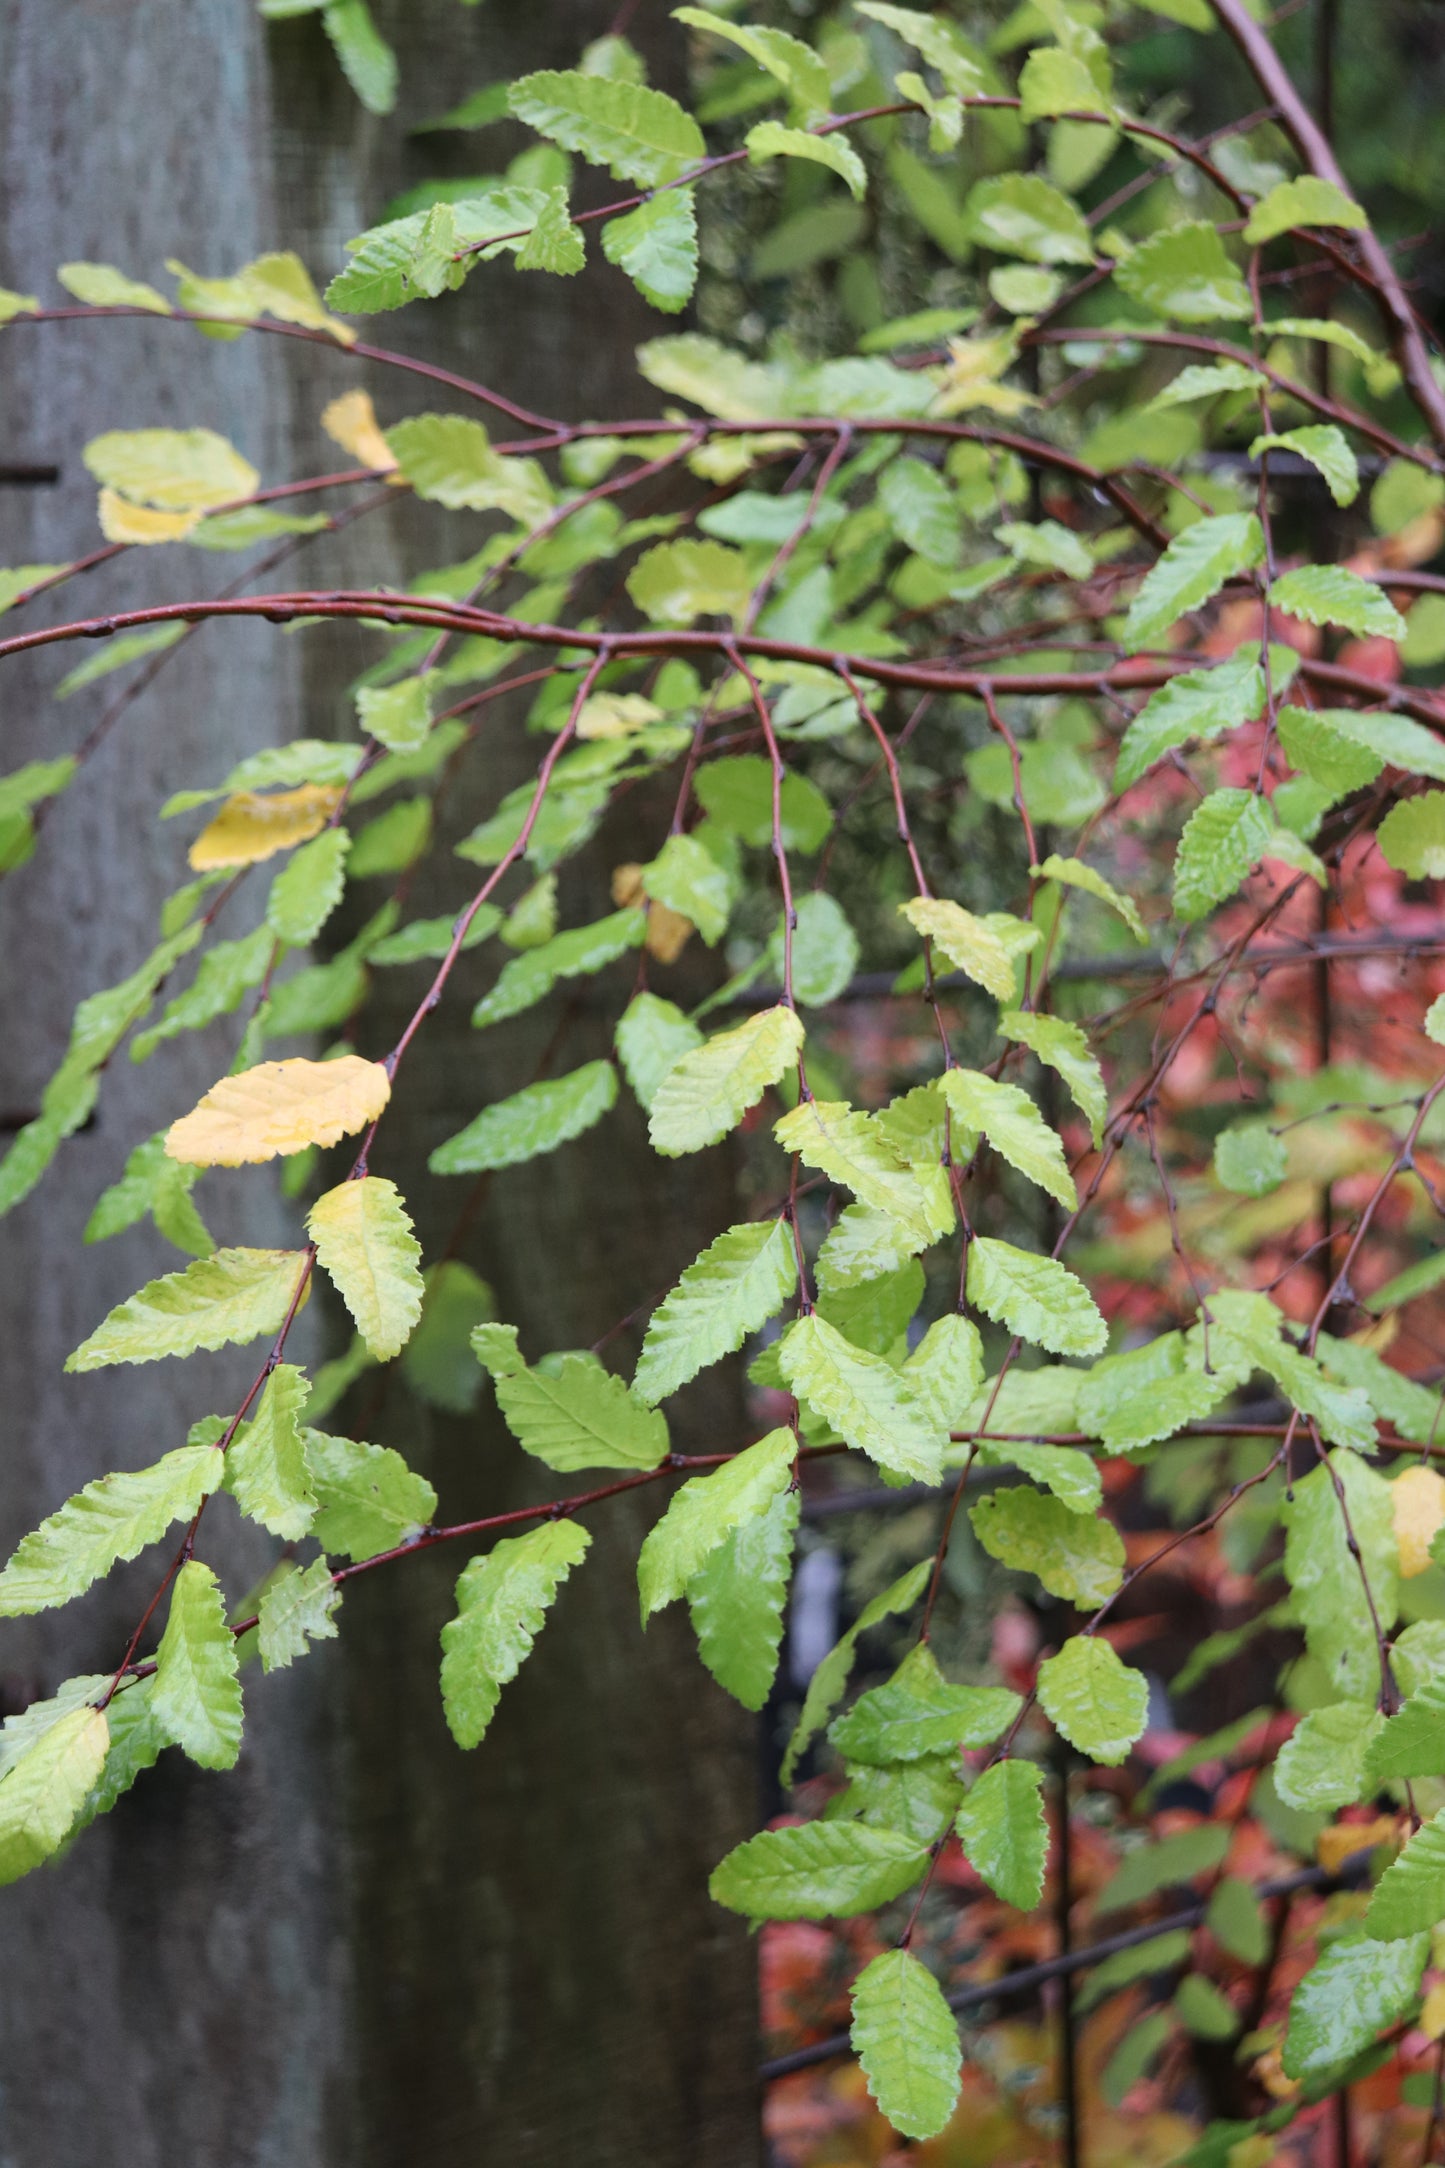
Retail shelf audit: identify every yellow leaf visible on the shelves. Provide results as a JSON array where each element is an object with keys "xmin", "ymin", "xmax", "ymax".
[
  {"xmin": 97, "ymin": 490, "xmax": 201, "ymax": 545},
  {"xmin": 165, "ymin": 1055, "xmax": 391, "ymax": 1167},
  {"xmin": 321, "ymin": 389, "xmax": 399, "ymax": 473},
  {"xmin": 899, "ymin": 895, "xmax": 1017, "ymax": 1001},
  {"xmin": 612, "ymin": 862, "xmax": 694, "ymax": 963},
  {"xmin": 1316, "ymin": 1812, "xmax": 1400, "ymax": 1875},
  {"xmin": 1421, "ymin": 1980, "xmax": 1445, "ymax": 2040},
  {"xmin": 188, "ymin": 785, "xmax": 342, "ymax": 870},
  {"xmin": 308, "ymin": 1176, "xmax": 425, "ymax": 1359},
  {"xmin": 1393, "ymin": 1462, "xmax": 1445, "ymax": 1577},
  {"xmin": 82, "ymin": 426, "xmax": 259, "ymax": 511},
  {"xmin": 932, "ymin": 333, "xmax": 1037, "ymax": 418},
  {"xmin": 578, "ymin": 692, "xmax": 662, "ymax": 740},
  {"xmin": 239, "ymin": 251, "xmax": 357, "ymax": 346}
]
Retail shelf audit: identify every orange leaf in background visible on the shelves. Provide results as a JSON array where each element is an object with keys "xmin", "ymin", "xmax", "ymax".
[
  {"xmin": 1392, "ymin": 1463, "xmax": 1445, "ymax": 1577},
  {"xmin": 165, "ymin": 1055, "xmax": 390, "ymax": 1166},
  {"xmin": 188, "ymin": 784, "xmax": 341, "ymax": 869}
]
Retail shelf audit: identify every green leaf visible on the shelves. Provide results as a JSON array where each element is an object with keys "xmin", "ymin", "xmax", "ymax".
[
  {"xmin": 649, "ymin": 1004, "xmax": 804, "ymax": 1155},
  {"xmin": 1367, "ymin": 1672, "xmax": 1445, "ymax": 1786},
  {"xmin": 1271, "ymin": 563, "xmax": 1405, "ymax": 641},
  {"xmin": 1274, "ymin": 1700, "xmax": 1381, "ymax": 1812},
  {"xmin": 356, "ymin": 673, "xmax": 434, "ymax": 754},
  {"xmin": 941, "ymin": 1069, "xmax": 1077, "ymax": 1212},
  {"xmin": 780, "ymin": 1312, "xmax": 946, "ymax": 1483},
  {"xmin": 488, "ymin": 1349, "xmax": 669, "ymax": 1474},
  {"xmin": 84, "ymin": 1131, "xmax": 212, "ymax": 1259},
  {"xmin": 1249, "ymin": 425, "xmax": 1359, "ymax": 507},
  {"xmin": 673, "ymin": 9, "xmax": 831, "ymax": 113},
  {"xmin": 64, "ymin": 1248, "xmax": 305, "ymax": 1372},
  {"xmin": 440, "ymin": 1520, "xmax": 591, "ymax": 1747},
  {"xmin": 694, "ymin": 754, "xmax": 833, "ymax": 851},
  {"xmin": 998, "ymin": 1011, "xmax": 1108, "ymax": 1148},
  {"xmin": 971, "ymin": 1487, "xmax": 1124, "ymax": 1605},
  {"xmin": 1124, "ymin": 513, "xmax": 1264, "ymax": 651},
  {"xmin": 129, "ymin": 926, "xmax": 273, "ymax": 1064},
  {"xmin": 638, "ymin": 1429, "xmax": 794, "ymax": 1621},
  {"xmin": 830, "ymin": 1644, "xmax": 1019, "ymax": 1765},
  {"xmin": 306, "ymin": 1431, "xmax": 437, "ymax": 1560},
  {"xmin": 53, "ymin": 622, "xmax": 189, "ymax": 699},
  {"xmin": 1115, "ymin": 221, "xmax": 1252, "ymax": 322},
  {"xmin": 709, "ymin": 1818, "xmax": 930, "ymax": 1920},
  {"xmin": 966, "ymin": 1238, "xmax": 1107, "ymax": 1358},
  {"xmin": 400, "ymin": 1260, "xmax": 495, "ymax": 1414},
  {"xmin": 369, "ymin": 906, "xmax": 501, "ymax": 967},
  {"xmin": 773, "ymin": 891, "xmax": 860, "ymax": 1008},
  {"xmin": 899, "ymin": 896, "xmax": 1017, "ymax": 1001},
  {"xmin": 152, "ymin": 1562, "xmax": 243, "ymax": 1770},
  {"xmin": 974, "ymin": 1436, "xmax": 1103, "ymax": 1514},
  {"xmin": 1244, "ymin": 175, "xmax": 1367, "ymax": 245},
  {"xmin": 0, "ymin": 755, "xmax": 77, "ymax": 821},
  {"xmin": 1367, "ymin": 1811, "xmax": 1445, "ymax": 1939},
  {"xmin": 641, "ymin": 832, "xmax": 734, "ymax": 945},
  {"xmin": 1034, "ymin": 853, "xmax": 1147, "ymax": 944},
  {"xmin": 266, "ymin": 827, "xmax": 349, "ymax": 948},
  {"xmin": 835, "ymin": 1754, "xmax": 964, "ymax": 1846},
  {"xmin": 472, "ymin": 908, "xmax": 647, "ymax": 1028},
  {"xmin": 955, "ymin": 1760, "xmax": 1048, "ymax": 1910},
  {"xmin": 746, "ymin": 122, "xmax": 867, "ymax": 202},
  {"xmin": 635, "ymin": 1218, "xmax": 797, "ymax": 1405},
  {"xmin": 1173, "ymin": 788, "xmax": 1275, "ymax": 923},
  {"xmin": 431, "ymin": 1060, "xmax": 618, "ymax": 1175},
  {"xmin": 0, "ymin": 1443, "xmax": 216, "ymax": 1617},
  {"xmin": 82, "ymin": 426, "xmax": 258, "ymax": 511},
  {"xmin": 1077, "ymin": 1333, "xmax": 1235, "ymax": 1454},
  {"xmin": 322, "ymin": 0, "xmax": 397, "ymax": 115},
  {"xmin": 686, "ymin": 1486, "xmax": 799, "ymax": 1711},
  {"xmin": 851, "ymin": 1949, "xmax": 962, "ymax": 2142},
  {"xmin": 224, "ymin": 1363, "xmax": 316, "ymax": 1540},
  {"xmin": 963, "ymin": 173, "xmax": 1093, "ymax": 265},
  {"xmin": 1282, "ymin": 1447, "xmax": 1397, "ymax": 1699},
  {"xmin": 601, "ymin": 189, "xmax": 698, "ymax": 312},
  {"xmin": 386, "ymin": 413, "xmax": 552, "ymax": 525},
  {"xmin": 1147, "ymin": 361, "xmax": 1268, "ymax": 408},
  {"xmin": 308, "ymin": 1176, "xmax": 424, "ymax": 1361},
  {"xmin": 1282, "ymin": 1932, "xmax": 1427, "ymax": 2078},
  {"xmin": 0, "ymin": 1705, "xmax": 109, "ymax": 1886},
  {"xmin": 514, "ymin": 187, "xmax": 585, "ymax": 275},
  {"xmin": 190, "ymin": 505, "xmax": 329, "ymax": 551},
  {"xmin": 1208, "ymin": 1877, "xmax": 1268, "ymax": 1965},
  {"xmin": 1208, "ymin": 1292, "xmax": 1376, "ymax": 1452},
  {"xmin": 1379, "ymin": 793, "xmax": 1445, "ymax": 879},
  {"xmin": 777, "ymin": 1097, "xmax": 951, "ymax": 1250},
  {"xmin": 782, "ymin": 1561, "xmax": 931, "ymax": 1784},
  {"xmin": 854, "ymin": 4, "xmax": 985, "ymax": 96},
  {"xmin": 615, "ymin": 991, "xmax": 703, "ymax": 1110},
  {"xmin": 1213, "ymin": 1119, "xmax": 1286, "ymax": 1197},
  {"xmin": 627, "ymin": 537, "xmax": 752, "ymax": 625},
  {"xmin": 1277, "ymin": 705, "xmax": 1383, "ymax": 796},
  {"xmin": 1037, "ymin": 1635, "xmax": 1148, "ymax": 1765},
  {"xmin": 903, "ymin": 1315, "xmax": 985, "ymax": 1431},
  {"xmin": 879, "ymin": 455, "xmax": 961, "ymax": 568},
  {"xmin": 997, "ymin": 519, "xmax": 1094, "ymax": 580},
  {"xmin": 1019, "ymin": 42, "xmax": 1109, "ymax": 122},
  {"xmin": 256, "ymin": 1557, "xmax": 341, "ymax": 1673},
  {"xmin": 508, "ymin": 70, "xmax": 705, "ymax": 186},
  {"xmin": 59, "ymin": 260, "xmax": 172, "ymax": 312}
]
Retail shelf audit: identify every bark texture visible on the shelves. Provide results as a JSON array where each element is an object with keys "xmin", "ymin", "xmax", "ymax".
[{"xmin": 0, "ymin": 3, "xmax": 760, "ymax": 2162}]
